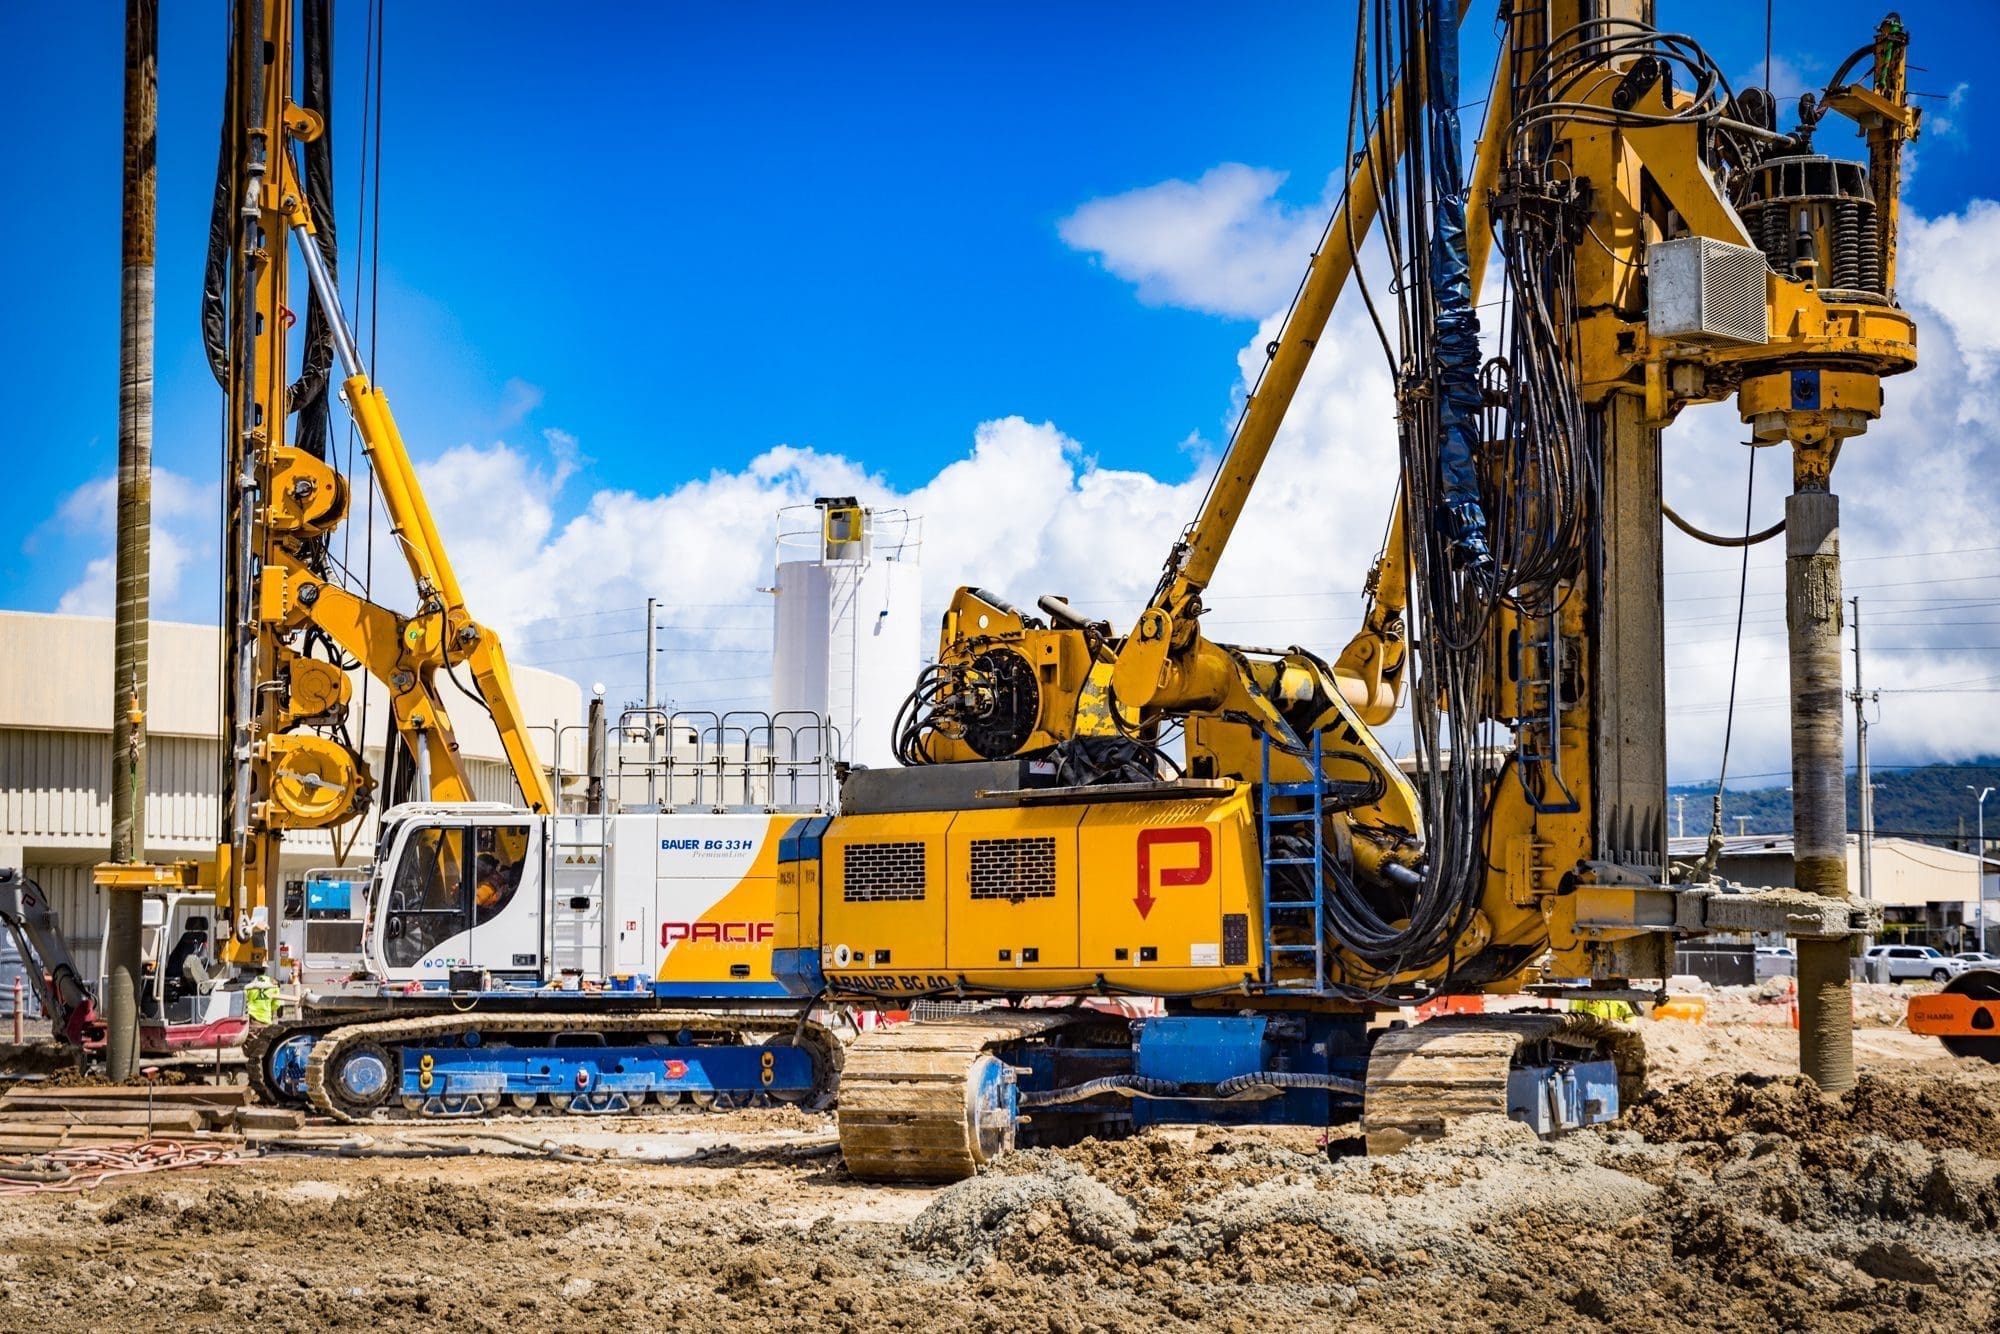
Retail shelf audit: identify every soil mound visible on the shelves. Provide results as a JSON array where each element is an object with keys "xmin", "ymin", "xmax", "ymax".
[{"xmin": 1625, "ymin": 1072, "xmax": 2000, "ymax": 1168}]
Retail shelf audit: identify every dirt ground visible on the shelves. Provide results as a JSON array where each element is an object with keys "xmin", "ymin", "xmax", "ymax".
[{"xmin": 2, "ymin": 987, "xmax": 1996, "ymax": 1333}]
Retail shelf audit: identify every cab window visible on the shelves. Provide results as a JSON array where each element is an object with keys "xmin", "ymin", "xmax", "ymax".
[
  {"xmin": 383, "ymin": 827, "xmax": 468, "ymax": 967},
  {"xmin": 473, "ymin": 825, "xmax": 530, "ymax": 923}
]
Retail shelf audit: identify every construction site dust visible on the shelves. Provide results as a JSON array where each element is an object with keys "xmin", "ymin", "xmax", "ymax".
[{"xmin": 3, "ymin": 996, "xmax": 1998, "ymax": 1332}]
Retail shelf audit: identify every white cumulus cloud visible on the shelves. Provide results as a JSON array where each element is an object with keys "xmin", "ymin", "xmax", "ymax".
[
  {"xmin": 1901, "ymin": 200, "xmax": 2000, "ymax": 385},
  {"xmin": 51, "ymin": 469, "xmax": 213, "ymax": 619},
  {"xmin": 1058, "ymin": 164, "xmax": 1332, "ymax": 320}
]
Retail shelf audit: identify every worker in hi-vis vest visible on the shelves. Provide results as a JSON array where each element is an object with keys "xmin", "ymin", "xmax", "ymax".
[{"xmin": 244, "ymin": 971, "xmax": 280, "ymax": 1025}]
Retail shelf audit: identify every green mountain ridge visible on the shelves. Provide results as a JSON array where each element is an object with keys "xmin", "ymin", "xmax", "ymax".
[{"xmin": 1669, "ymin": 757, "xmax": 2000, "ymax": 844}]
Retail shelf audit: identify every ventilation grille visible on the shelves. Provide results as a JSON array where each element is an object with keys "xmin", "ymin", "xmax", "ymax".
[
  {"xmin": 969, "ymin": 836, "xmax": 1058, "ymax": 901},
  {"xmin": 305, "ymin": 921, "xmax": 365, "ymax": 954},
  {"xmin": 843, "ymin": 841, "xmax": 927, "ymax": 902},
  {"xmin": 1647, "ymin": 238, "xmax": 1769, "ymax": 346},
  {"xmin": 1701, "ymin": 244, "xmax": 1769, "ymax": 343}
]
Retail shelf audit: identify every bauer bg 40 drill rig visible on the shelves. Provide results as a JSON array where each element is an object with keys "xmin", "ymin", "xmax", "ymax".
[{"xmin": 772, "ymin": 1, "xmax": 1919, "ymax": 1180}]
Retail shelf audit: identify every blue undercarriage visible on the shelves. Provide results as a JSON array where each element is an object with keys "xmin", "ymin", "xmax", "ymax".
[
  {"xmin": 401, "ymin": 1039, "xmax": 817, "ymax": 1113},
  {"xmin": 1006, "ymin": 1014, "xmax": 1619, "ymax": 1137},
  {"xmin": 264, "ymin": 1006, "xmax": 1618, "ymax": 1138},
  {"xmin": 263, "ymin": 1031, "xmax": 818, "ymax": 1113},
  {"xmin": 1011, "ymin": 1014, "xmax": 1373, "ymax": 1130}
]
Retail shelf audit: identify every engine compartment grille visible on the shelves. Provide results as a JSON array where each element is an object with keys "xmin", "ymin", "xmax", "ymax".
[
  {"xmin": 968, "ymin": 836, "xmax": 1057, "ymax": 901},
  {"xmin": 842, "ymin": 841, "xmax": 927, "ymax": 902}
]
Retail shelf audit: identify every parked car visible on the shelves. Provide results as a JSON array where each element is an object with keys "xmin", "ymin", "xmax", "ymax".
[
  {"xmin": 1862, "ymin": 945, "xmax": 1969, "ymax": 983},
  {"xmin": 1953, "ymin": 951, "xmax": 2000, "ymax": 970}
]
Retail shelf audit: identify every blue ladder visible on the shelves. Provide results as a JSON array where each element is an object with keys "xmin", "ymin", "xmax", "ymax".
[{"xmin": 1260, "ymin": 730, "xmax": 1329, "ymax": 990}]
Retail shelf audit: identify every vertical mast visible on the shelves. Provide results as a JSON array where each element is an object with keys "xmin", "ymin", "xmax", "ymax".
[
  {"xmin": 107, "ymin": 0, "xmax": 159, "ymax": 1080},
  {"xmin": 646, "ymin": 597, "xmax": 659, "ymax": 807},
  {"xmin": 218, "ymin": 0, "xmax": 295, "ymax": 967}
]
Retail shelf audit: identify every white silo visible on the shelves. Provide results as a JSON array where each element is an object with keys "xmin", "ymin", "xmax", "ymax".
[{"xmin": 771, "ymin": 498, "xmax": 922, "ymax": 770}]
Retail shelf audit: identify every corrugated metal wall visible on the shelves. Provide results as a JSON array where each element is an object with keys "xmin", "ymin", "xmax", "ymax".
[
  {"xmin": 4, "ymin": 729, "xmax": 523, "ymax": 852},
  {"xmin": 2, "ymin": 730, "xmax": 220, "ymax": 850},
  {"xmin": 3, "ymin": 729, "xmax": 111, "ymax": 844},
  {"xmin": 20, "ymin": 863, "xmax": 104, "ymax": 993}
]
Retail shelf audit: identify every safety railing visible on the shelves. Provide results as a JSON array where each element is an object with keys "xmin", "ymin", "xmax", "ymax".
[{"xmin": 611, "ymin": 709, "xmax": 840, "ymax": 812}]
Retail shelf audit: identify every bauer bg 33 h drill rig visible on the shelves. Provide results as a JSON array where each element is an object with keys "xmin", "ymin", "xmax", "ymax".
[{"xmin": 80, "ymin": 0, "xmax": 845, "ymax": 1120}]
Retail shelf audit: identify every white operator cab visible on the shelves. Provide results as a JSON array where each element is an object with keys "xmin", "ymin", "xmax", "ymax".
[
  {"xmin": 313, "ymin": 782, "xmax": 830, "ymax": 1000},
  {"xmin": 357, "ymin": 802, "xmax": 549, "ymax": 990}
]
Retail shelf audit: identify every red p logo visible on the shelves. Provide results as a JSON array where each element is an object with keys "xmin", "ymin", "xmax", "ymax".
[{"xmin": 1134, "ymin": 827, "xmax": 1212, "ymax": 919}]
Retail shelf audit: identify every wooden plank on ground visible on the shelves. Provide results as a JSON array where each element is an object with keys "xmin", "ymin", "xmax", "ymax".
[
  {"xmin": 0, "ymin": 1085, "xmax": 250, "ymax": 1109},
  {"xmin": 0, "ymin": 1127, "xmax": 245, "ymax": 1154},
  {"xmin": 0, "ymin": 1108, "xmax": 204, "ymax": 1132},
  {"xmin": 233, "ymin": 1106, "xmax": 305, "ymax": 1132}
]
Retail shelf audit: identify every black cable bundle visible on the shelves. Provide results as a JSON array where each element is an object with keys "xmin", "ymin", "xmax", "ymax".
[
  {"xmin": 889, "ymin": 663, "xmax": 959, "ymax": 766},
  {"xmin": 1048, "ymin": 736, "xmax": 1179, "ymax": 787},
  {"xmin": 1300, "ymin": 0, "xmax": 1494, "ymax": 997}
]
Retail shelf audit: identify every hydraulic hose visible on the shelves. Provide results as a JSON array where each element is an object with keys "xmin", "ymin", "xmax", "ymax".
[
  {"xmin": 1017, "ymin": 1075, "xmax": 1179, "ymax": 1107},
  {"xmin": 1214, "ymin": 1071, "xmax": 1367, "ymax": 1099},
  {"xmin": 1019, "ymin": 1071, "xmax": 1365, "ymax": 1106}
]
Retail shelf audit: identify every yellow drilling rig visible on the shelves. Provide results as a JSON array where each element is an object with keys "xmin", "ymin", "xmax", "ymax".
[
  {"xmin": 88, "ymin": 0, "xmax": 846, "ymax": 1120},
  {"xmin": 768, "ymin": 1, "xmax": 1919, "ymax": 1179}
]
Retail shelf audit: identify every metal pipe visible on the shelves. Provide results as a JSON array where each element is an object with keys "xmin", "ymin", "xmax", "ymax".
[
  {"xmin": 1786, "ymin": 485, "xmax": 1854, "ymax": 1092},
  {"xmin": 291, "ymin": 215, "xmax": 361, "ymax": 377},
  {"xmin": 645, "ymin": 599, "xmax": 659, "ymax": 807},
  {"xmin": 1971, "ymin": 786, "xmax": 1993, "ymax": 951},
  {"xmin": 586, "ymin": 691, "xmax": 606, "ymax": 815},
  {"xmin": 107, "ymin": 0, "xmax": 159, "ymax": 1083}
]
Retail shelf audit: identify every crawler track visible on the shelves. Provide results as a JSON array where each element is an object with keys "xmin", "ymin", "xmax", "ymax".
[
  {"xmin": 837, "ymin": 1009, "xmax": 1089, "ymax": 1182},
  {"xmin": 1361, "ymin": 1012, "xmax": 1646, "ymax": 1153},
  {"xmin": 244, "ymin": 1017, "xmax": 352, "ymax": 1107}
]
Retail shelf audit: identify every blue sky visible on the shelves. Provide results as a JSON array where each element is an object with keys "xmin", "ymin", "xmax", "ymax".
[{"xmin": 2, "ymin": 2, "xmax": 1996, "ymax": 783}]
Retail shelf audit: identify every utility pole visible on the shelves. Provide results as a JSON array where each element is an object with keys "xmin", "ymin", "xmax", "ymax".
[
  {"xmin": 1849, "ymin": 596, "xmax": 1877, "ymax": 902},
  {"xmin": 1675, "ymin": 793, "xmax": 1685, "ymax": 839},
  {"xmin": 1971, "ymin": 786, "xmax": 1993, "ymax": 952},
  {"xmin": 106, "ymin": 0, "xmax": 159, "ymax": 1082},
  {"xmin": 644, "ymin": 597, "xmax": 659, "ymax": 807}
]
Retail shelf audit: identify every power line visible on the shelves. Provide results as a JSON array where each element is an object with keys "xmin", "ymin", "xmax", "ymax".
[{"xmin": 1667, "ymin": 544, "xmax": 2000, "ymax": 578}]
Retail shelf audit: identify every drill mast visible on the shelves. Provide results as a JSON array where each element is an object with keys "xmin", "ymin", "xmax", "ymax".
[{"xmin": 208, "ymin": 0, "xmax": 554, "ymax": 967}]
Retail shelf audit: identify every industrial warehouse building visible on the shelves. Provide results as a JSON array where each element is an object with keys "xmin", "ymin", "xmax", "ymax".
[{"xmin": 0, "ymin": 611, "xmax": 585, "ymax": 988}]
